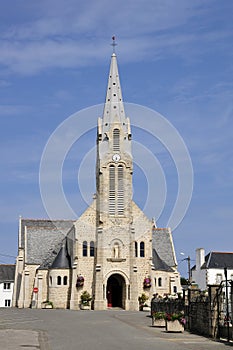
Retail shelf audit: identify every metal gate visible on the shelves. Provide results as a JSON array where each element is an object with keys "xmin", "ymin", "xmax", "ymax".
[{"xmin": 215, "ymin": 277, "xmax": 233, "ymax": 341}]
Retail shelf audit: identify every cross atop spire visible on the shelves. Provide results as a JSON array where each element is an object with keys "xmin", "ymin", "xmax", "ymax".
[{"xmin": 111, "ymin": 35, "xmax": 117, "ymax": 54}]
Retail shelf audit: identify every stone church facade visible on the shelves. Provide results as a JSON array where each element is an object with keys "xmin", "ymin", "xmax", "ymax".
[{"xmin": 13, "ymin": 52, "xmax": 181, "ymax": 310}]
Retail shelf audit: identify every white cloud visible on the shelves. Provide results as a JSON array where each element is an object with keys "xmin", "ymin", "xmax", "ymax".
[{"xmin": 1, "ymin": 0, "xmax": 231, "ymax": 75}]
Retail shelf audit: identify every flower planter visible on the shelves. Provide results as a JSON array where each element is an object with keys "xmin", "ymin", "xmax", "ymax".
[
  {"xmin": 166, "ymin": 320, "xmax": 184, "ymax": 332},
  {"xmin": 142, "ymin": 306, "xmax": 151, "ymax": 312},
  {"xmin": 80, "ymin": 304, "xmax": 90, "ymax": 310},
  {"xmin": 41, "ymin": 302, "xmax": 53, "ymax": 309},
  {"xmin": 152, "ymin": 318, "xmax": 166, "ymax": 327}
]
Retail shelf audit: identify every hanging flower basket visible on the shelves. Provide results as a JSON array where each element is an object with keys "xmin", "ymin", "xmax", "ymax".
[
  {"xmin": 143, "ymin": 277, "xmax": 151, "ymax": 288},
  {"xmin": 76, "ymin": 275, "xmax": 84, "ymax": 287}
]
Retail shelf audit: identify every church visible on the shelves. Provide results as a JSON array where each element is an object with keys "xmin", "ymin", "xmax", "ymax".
[{"xmin": 13, "ymin": 48, "xmax": 181, "ymax": 310}]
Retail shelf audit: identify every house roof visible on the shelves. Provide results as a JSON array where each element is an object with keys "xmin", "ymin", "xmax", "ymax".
[
  {"xmin": 152, "ymin": 249, "xmax": 174, "ymax": 272},
  {"xmin": 202, "ymin": 252, "xmax": 233, "ymax": 269},
  {"xmin": 0, "ymin": 264, "xmax": 15, "ymax": 282}
]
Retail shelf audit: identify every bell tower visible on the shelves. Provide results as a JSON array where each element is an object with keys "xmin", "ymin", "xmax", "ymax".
[
  {"xmin": 96, "ymin": 51, "xmax": 133, "ymax": 223},
  {"xmin": 94, "ymin": 48, "xmax": 138, "ymax": 310}
]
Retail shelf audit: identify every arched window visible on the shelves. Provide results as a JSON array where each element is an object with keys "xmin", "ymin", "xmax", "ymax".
[
  {"xmin": 49, "ymin": 276, "xmax": 52, "ymax": 286},
  {"xmin": 90, "ymin": 241, "xmax": 95, "ymax": 257},
  {"xmin": 113, "ymin": 128, "xmax": 120, "ymax": 152},
  {"xmin": 134, "ymin": 241, "xmax": 138, "ymax": 257},
  {"xmin": 154, "ymin": 278, "xmax": 156, "ymax": 287},
  {"xmin": 83, "ymin": 241, "xmax": 88, "ymax": 257},
  {"xmin": 140, "ymin": 241, "xmax": 145, "ymax": 257},
  {"xmin": 63, "ymin": 276, "xmax": 68, "ymax": 285},
  {"xmin": 117, "ymin": 165, "xmax": 124, "ymax": 215},
  {"xmin": 173, "ymin": 286, "xmax": 177, "ymax": 293},
  {"xmin": 158, "ymin": 277, "xmax": 162, "ymax": 287},
  {"xmin": 109, "ymin": 165, "xmax": 115, "ymax": 215},
  {"xmin": 57, "ymin": 276, "xmax": 61, "ymax": 286}
]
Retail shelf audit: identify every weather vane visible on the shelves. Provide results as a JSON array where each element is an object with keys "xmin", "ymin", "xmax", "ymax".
[{"xmin": 111, "ymin": 35, "xmax": 117, "ymax": 53}]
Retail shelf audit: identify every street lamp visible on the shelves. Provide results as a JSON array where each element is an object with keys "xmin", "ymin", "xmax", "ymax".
[{"xmin": 180, "ymin": 252, "xmax": 191, "ymax": 283}]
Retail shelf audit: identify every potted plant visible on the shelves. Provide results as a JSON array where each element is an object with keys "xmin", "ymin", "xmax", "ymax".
[
  {"xmin": 80, "ymin": 290, "xmax": 92, "ymax": 310},
  {"xmin": 152, "ymin": 311, "xmax": 166, "ymax": 327},
  {"xmin": 41, "ymin": 300, "xmax": 53, "ymax": 309},
  {"xmin": 138, "ymin": 293, "xmax": 150, "ymax": 311},
  {"xmin": 164, "ymin": 311, "xmax": 186, "ymax": 332}
]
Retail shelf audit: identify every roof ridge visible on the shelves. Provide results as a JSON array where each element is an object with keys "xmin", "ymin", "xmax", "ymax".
[
  {"xmin": 211, "ymin": 251, "xmax": 233, "ymax": 254},
  {"xmin": 21, "ymin": 218, "xmax": 75, "ymax": 221}
]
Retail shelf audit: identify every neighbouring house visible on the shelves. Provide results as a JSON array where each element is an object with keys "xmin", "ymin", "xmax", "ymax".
[
  {"xmin": 0, "ymin": 264, "xmax": 15, "ymax": 307},
  {"xmin": 191, "ymin": 248, "xmax": 233, "ymax": 290}
]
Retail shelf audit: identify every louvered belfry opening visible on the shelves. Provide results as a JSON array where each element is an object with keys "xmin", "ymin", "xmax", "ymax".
[
  {"xmin": 109, "ymin": 164, "xmax": 125, "ymax": 216},
  {"xmin": 109, "ymin": 165, "xmax": 116, "ymax": 215},
  {"xmin": 113, "ymin": 128, "xmax": 120, "ymax": 152},
  {"xmin": 117, "ymin": 165, "xmax": 124, "ymax": 215}
]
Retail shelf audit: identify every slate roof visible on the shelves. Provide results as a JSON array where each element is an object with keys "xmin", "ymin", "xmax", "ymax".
[
  {"xmin": 0, "ymin": 264, "xmax": 15, "ymax": 282},
  {"xmin": 20, "ymin": 219, "xmax": 74, "ymax": 265},
  {"xmin": 50, "ymin": 240, "xmax": 71, "ymax": 269},
  {"xmin": 152, "ymin": 249, "xmax": 174, "ymax": 272},
  {"xmin": 202, "ymin": 252, "xmax": 233, "ymax": 269},
  {"xmin": 152, "ymin": 227, "xmax": 177, "ymax": 268}
]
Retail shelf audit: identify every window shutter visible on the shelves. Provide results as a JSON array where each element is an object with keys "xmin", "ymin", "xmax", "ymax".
[
  {"xmin": 113, "ymin": 128, "xmax": 120, "ymax": 152},
  {"xmin": 109, "ymin": 165, "xmax": 115, "ymax": 214},
  {"xmin": 118, "ymin": 165, "xmax": 124, "ymax": 215}
]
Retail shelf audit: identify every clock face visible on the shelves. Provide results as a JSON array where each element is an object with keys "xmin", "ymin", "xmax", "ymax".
[{"xmin": 112, "ymin": 154, "xmax": 121, "ymax": 162}]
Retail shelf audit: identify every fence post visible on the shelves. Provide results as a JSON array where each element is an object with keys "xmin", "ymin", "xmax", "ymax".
[{"xmin": 209, "ymin": 285, "xmax": 219, "ymax": 338}]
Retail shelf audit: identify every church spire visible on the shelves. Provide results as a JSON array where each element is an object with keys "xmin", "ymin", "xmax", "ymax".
[
  {"xmin": 97, "ymin": 38, "xmax": 132, "ymax": 160},
  {"xmin": 102, "ymin": 40, "xmax": 127, "ymax": 131}
]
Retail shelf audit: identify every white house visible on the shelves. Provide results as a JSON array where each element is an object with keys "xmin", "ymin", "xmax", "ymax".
[
  {"xmin": 191, "ymin": 248, "xmax": 233, "ymax": 290},
  {"xmin": 0, "ymin": 264, "xmax": 15, "ymax": 307}
]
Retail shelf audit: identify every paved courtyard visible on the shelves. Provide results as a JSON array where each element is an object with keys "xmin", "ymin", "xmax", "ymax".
[{"xmin": 0, "ymin": 308, "xmax": 230, "ymax": 350}]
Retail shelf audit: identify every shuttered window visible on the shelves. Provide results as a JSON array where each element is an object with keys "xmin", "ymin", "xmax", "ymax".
[
  {"xmin": 109, "ymin": 165, "xmax": 115, "ymax": 215},
  {"xmin": 117, "ymin": 165, "xmax": 124, "ymax": 215},
  {"xmin": 113, "ymin": 128, "xmax": 120, "ymax": 152},
  {"xmin": 109, "ymin": 164, "xmax": 125, "ymax": 216}
]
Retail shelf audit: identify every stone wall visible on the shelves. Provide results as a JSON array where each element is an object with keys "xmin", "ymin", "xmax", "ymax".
[
  {"xmin": 188, "ymin": 299, "xmax": 210, "ymax": 336},
  {"xmin": 49, "ymin": 269, "xmax": 71, "ymax": 309},
  {"xmin": 151, "ymin": 298, "xmax": 184, "ymax": 315}
]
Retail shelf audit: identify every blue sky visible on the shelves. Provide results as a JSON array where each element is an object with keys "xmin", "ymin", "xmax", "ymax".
[{"xmin": 0, "ymin": 0, "xmax": 233, "ymax": 277}]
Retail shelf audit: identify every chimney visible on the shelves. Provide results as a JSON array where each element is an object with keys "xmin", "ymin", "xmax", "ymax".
[{"xmin": 196, "ymin": 248, "xmax": 205, "ymax": 270}]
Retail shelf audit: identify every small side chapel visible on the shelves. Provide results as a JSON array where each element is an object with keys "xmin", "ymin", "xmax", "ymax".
[{"xmin": 13, "ymin": 48, "xmax": 181, "ymax": 310}]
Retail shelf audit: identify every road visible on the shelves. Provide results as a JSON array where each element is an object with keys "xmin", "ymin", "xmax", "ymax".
[{"xmin": 0, "ymin": 308, "xmax": 229, "ymax": 350}]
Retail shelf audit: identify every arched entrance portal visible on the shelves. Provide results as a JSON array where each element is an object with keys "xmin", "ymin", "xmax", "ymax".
[{"xmin": 107, "ymin": 274, "xmax": 125, "ymax": 308}]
